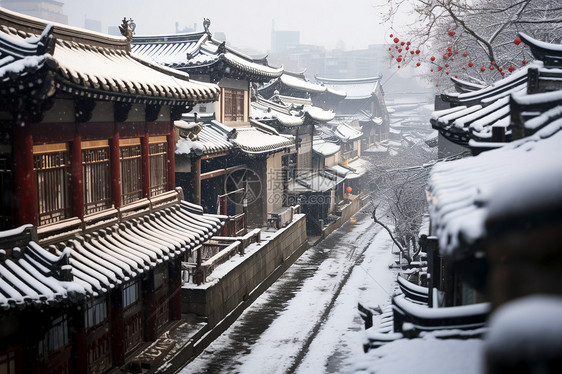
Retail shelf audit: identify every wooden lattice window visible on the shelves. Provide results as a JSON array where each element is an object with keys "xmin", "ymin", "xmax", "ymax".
[
  {"xmin": 33, "ymin": 143, "xmax": 71, "ymax": 226},
  {"xmin": 82, "ymin": 140, "xmax": 111, "ymax": 215},
  {"xmin": 149, "ymin": 137, "xmax": 168, "ymax": 197},
  {"xmin": 122, "ymin": 280, "xmax": 139, "ymax": 309},
  {"xmin": 120, "ymin": 139, "xmax": 142, "ymax": 205},
  {"xmin": 0, "ymin": 155, "xmax": 12, "ymax": 230},
  {"xmin": 84, "ymin": 297, "xmax": 108, "ymax": 330},
  {"xmin": 38, "ymin": 314, "xmax": 69, "ymax": 358},
  {"xmin": 223, "ymin": 89, "xmax": 245, "ymax": 122}
]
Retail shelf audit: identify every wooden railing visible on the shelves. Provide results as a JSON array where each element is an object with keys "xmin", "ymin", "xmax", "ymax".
[{"xmin": 183, "ymin": 228, "xmax": 261, "ymax": 285}]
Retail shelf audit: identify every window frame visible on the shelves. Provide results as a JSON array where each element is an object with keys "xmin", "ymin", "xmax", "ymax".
[{"xmin": 33, "ymin": 143, "xmax": 71, "ymax": 226}]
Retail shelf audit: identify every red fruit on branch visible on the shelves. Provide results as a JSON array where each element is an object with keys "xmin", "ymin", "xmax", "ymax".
[
  {"xmin": 463, "ymin": 52, "xmax": 468, "ymax": 57},
  {"xmin": 480, "ymin": 67, "xmax": 486, "ymax": 72},
  {"xmin": 393, "ymin": 37, "xmax": 399, "ymax": 43},
  {"xmin": 514, "ymin": 37, "xmax": 522, "ymax": 45},
  {"xmin": 448, "ymin": 30, "xmax": 455, "ymax": 37},
  {"xmin": 468, "ymin": 61, "xmax": 474, "ymax": 67},
  {"xmin": 390, "ymin": 34, "xmax": 393, "ymax": 38},
  {"xmin": 430, "ymin": 56, "xmax": 436, "ymax": 61},
  {"xmin": 522, "ymin": 59, "xmax": 527, "ymax": 64},
  {"xmin": 508, "ymin": 65, "xmax": 515, "ymax": 72},
  {"xmin": 415, "ymin": 49, "xmax": 420, "ymax": 54},
  {"xmin": 416, "ymin": 62, "xmax": 421, "ymax": 67}
]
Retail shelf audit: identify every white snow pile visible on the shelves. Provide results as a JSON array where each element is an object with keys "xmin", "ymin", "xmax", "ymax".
[
  {"xmin": 485, "ymin": 295, "xmax": 562, "ymax": 364},
  {"xmin": 352, "ymin": 333, "xmax": 484, "ymax": 374},
  {"xmin": 175, "ymin": 137, "xmax": 205, "ymax": 156}
]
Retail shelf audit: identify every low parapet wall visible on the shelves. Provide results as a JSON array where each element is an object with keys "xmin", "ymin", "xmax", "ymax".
[{"xmin": 182, "ymin": 213, "xmax": 307, "ymax": 326}]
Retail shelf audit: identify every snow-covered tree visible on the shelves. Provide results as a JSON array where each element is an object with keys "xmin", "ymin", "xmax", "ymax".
[{"xmin": 380, "ymin": 0, "xmax": 562, "ymax": 88}]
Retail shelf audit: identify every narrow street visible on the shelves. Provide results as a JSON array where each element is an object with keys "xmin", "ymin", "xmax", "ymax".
[{"xmin": 179, "ymin": 206, "xmax": 399, "ymax": 374}]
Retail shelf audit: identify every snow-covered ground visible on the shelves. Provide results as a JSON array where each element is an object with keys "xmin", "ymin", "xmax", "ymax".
[{"xmin": 179, "ymin": 209, "xmax": 484, "ymax": 374}]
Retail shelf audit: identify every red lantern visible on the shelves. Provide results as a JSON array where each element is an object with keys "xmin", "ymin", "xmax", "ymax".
[
  {"xmin": 346, "ymin": 186, "xmax": 352, "ymax": 193},
  {"xmin": 430, "ymin": 56, "xmax": 436, "ymax": 61},
  {"xmin": 514, "ymin": 37, "xmax": 522, "ymax": 45},
  {"xmin": 448, "ymin": 30, "xmax": 456, "ymax": 37},
  {"xmin": 393, "ymin": 37, "xmax": 399, "ymax": 43},
  {"xmin": 468, "ymin": 61, "xmax": 474, "ymax": 67},
  {"xmin": 480, "ymin": 67, "xmax": 486, "ymax": 72}
]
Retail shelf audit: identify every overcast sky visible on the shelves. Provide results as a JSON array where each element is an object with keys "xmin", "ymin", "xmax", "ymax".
[{"xmin": 63, "ymin": 0, "xmax": 414, "ymax": 53}]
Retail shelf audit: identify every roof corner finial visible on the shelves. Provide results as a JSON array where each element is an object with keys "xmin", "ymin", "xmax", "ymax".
[
  {"xmin": 203, "ymin": 18, "xmax": 211, "ymax": 36},
  {"xmin": 119, "ymin": 17, "xmax": 136, "ymax": 41}
]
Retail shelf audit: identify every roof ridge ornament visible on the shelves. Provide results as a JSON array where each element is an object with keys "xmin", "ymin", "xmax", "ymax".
[
  {"xmin": 203, "ymin": 18, "xmax": 211, "ymax": 37},
  {"xmin": 119, "ymin": 17, "xmax": 135, "ymax": 41}
]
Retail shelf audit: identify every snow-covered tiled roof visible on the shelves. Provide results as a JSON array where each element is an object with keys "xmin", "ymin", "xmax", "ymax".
[
  {"xmin": 175, "ymin": 120, "xmax": 234, "ymax": 156},
  {"xmin": 427, "ymin": 117, "xmax": 562, "ymax": 260},
  {"xmin": 312, "ymin": 137, "xmax": 340, "ymax": 157},
  {"xmin": 132, "ymin": 30, "xmax": 283, "ymax": 82},
  {"xmin": 335, "ymin": 123, "xmax": 363, "ymax": 141},
  {"xmin": 289, "ymin": 170, "xmax": 344, "ymax": 193},
  {"xmin": 280, "ymin": 73, "xmax": 327, "ymax": 94},
  {"xmin": 231, "ymin": 124, "xmax": 295, "ymax": 154},
  {"xmin": 0, "ymin": 201, "xmax": 224, "ymax": 309},
  {"xmin": 315, "ymin": 76, "xmax": 382, "ymax": 100},
  {"xmin": 0, "ymin": 8, "xmax": 220, "ymax": 105},
  {"xmin": 250, "ymin": 96, "xmax": 305, "ymax": 127},
  {"xmin": 305, "ymin": 105, "xmax": 335, "ymax": 122},
  {"xmin": 434, "ymin": 35, "xmax": 562, "ymax": 148}
]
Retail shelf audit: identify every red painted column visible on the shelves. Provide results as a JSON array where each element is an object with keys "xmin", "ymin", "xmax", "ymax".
[
  {"xmin": 167, "ymin": 122, "xmax": 175, "ymax": 191},
  {"xmin": 111, "ymin": 124, "xmax": 121, "ymax": 208},
  {"xmin": 141, "ymin": 123, "xmax": 150, "ymax": 199},
  {"xmin": 12, "ymin": 118, "xmax": 37, "ymax": 226},
  {"xmin": 71, "ymin": 125, "xmax": 84, "ymax": 219}
]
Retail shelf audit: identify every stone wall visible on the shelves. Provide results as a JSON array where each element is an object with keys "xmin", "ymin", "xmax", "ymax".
[{"xmin": 182, "ymin": 214, "xmax": 307, "ymax": 326}]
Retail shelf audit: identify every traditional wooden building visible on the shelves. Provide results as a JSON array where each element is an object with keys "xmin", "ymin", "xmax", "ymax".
[
  {"xmin": 0, "ymin": 8, "xmax": 225, "ymax": 373},
  {"xmin": 314, "ymin": 75, "xmax": 390, "ymax": 150},
  {"xmin": 363, "ymin": 34, "xmax": 562, "ymax": 368},
  {"xmin": 131, "ymin": 20, "xmax": 296, "ymax": 228},
  {"xmin": 431, "ymin": 33, "xmax": 562, "ymax": 155}
]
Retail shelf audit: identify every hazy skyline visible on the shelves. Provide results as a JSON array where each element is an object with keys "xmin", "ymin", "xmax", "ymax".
[{"xmin": 62, "ymin": 0, "xmax": 414, "ymax": 53}]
